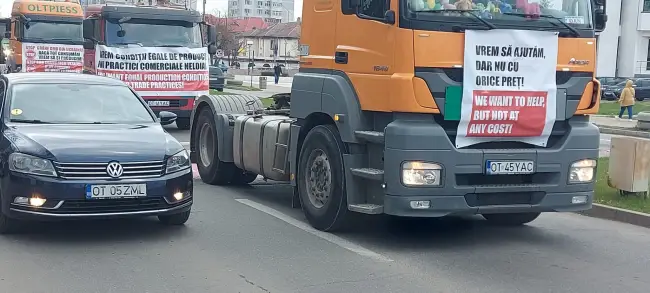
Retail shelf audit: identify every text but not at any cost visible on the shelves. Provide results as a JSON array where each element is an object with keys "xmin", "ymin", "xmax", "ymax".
[{"xmin": 468, "ymin": 95, "xmax": 547, "ymax": 135}]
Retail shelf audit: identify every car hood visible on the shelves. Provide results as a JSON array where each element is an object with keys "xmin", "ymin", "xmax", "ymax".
[{"xmin": 5, "ymin": 123, "xmax": 183, "ymax": 163}]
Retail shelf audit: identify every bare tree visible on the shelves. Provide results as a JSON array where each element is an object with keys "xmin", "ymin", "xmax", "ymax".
[
  {"xmin": 539, "ymin": 0, "xmax": 553, "ymax": 8},
  {"xmin": 209, "ymin": 9, "xmax": 245, "ymax": 64}
]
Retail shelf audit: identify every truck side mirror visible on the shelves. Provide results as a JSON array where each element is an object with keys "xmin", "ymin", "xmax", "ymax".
[
  {"xmin": 83, "ymin": 39, "xmax": 95, "ymax": 50},
  {"xmin": 207, "ymin": 25, "xmax": 217, "ymax": 46},
  {"xmin": 594, "ymin": 8, "xmax": 607, "ymax": 32},
  {"xmin": 3, "ymin": 31, "xmax": 10, "ymax": 39},
  {"xmin": 594, "ymin": 0, "xmax": 605, "ymax": 6},
  {"xmin": 349, "ymin": 0, "xmax": 360, "ymax": 7},
  {"xmin": 208, "ymin": 44, "xmax": 217, "ymax": 55},
  {"xmin": 83, "ymin": 19, "xmax": 96, "ymax": 40}
]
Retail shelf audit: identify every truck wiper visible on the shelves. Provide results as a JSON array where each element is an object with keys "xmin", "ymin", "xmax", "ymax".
[
  {"xmin": 10, "ymin": 119, "xmax": 51, "ymax": 124},
  {"xmin": 155, "ymin": 45, "xmax": 184, "ymax": 47},
  {"xmin": 50, "ymin": 38, "xmax": 77, "ymax": 41},
  {"xmin": 502, "ymin": 13, "xmax": 580, "ymax": 37},
  {"xmin": 417, "ymin": 9, "xmax": 497, "ymax": 29}
]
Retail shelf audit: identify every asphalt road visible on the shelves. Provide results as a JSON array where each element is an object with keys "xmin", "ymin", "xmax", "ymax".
[{"xmin": 0, "ymin": 126, "xmax": 646, "ymax": 293}]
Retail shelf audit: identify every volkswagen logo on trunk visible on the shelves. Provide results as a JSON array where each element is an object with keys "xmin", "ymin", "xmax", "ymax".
[{"xmin": 106, "ymin": 161, "xmax": 124, "ymax": 178}]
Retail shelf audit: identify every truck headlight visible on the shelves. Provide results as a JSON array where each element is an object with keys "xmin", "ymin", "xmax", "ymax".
[
  {"xmin": 568, "ymin": 159, "xmax": 596, "ymax": 184},
  {"xmin": 8, "ymin": 153, "xmax": 57, "ymax": 177},
  {"xmin": 402, "ymin": 161, "xmax": 442, "ymax": 186},
  {"xmin": 166, "ymin": 149, "xmax": 191, "ymax": 174}
]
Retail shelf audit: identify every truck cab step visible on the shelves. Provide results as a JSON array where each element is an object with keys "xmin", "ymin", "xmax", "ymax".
[
  {"xmin": 354, "ymin": 131, "xmax": 384, "ymax": 144},
  {"xmin": 350, "ymin": 168, "xmax": 384, "ymax": 181},
  {"xmin": 348, "ymin": 204, "xmax": 384, "ymax": 214}
]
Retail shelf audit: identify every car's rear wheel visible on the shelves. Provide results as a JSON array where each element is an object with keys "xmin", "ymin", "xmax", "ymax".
[
  {"xmin": 482, "ymin": 212, "xmax": 541, "ymax": 226},
  {"xmin": 158, "ymin": 210, "xmax": 191, "ymax": 225},
  {"xmin": 176, "ymin": 118, "xmax": 191, "ymax": 130}
]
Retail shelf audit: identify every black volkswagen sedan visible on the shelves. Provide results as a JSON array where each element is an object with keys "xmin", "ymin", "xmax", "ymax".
[{"xmin": 0, "ymin": 73, "xmax": 193, "ymax": 233}]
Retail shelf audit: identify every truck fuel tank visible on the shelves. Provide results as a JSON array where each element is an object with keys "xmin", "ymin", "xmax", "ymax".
[{"xmin": 233, "ymin": 114, "xmax": 292, "ymax": 181}]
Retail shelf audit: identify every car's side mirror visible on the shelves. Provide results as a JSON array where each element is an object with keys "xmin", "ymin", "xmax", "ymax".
[
  {"xmin": 83, "ymin": 39, "xmax": 95, "ymax": 50},
  {"xmin": 159, "ymin": 111, "xmax": 177, "ymax": 125}
]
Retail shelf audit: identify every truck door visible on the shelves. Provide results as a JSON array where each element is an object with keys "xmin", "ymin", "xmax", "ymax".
[{"xmin": 334, "ymin": 0, "xmax": 395, "ymax": 112}]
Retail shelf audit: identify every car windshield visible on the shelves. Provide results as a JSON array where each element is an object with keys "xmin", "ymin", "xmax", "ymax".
[
  {"xmin": 105, "ymin": 19, "xmax": 202, "ymax": 48},
  {"xmin": 22, "ymin": 20, "xmax": 83, "ymax": 41},
  {"xmin": 406, "ymin": 0, "xmax": 593, "ymax": 28},
  {"xmin": 9, "ymin": 83, "xmax": 155, "ymax": 124}
]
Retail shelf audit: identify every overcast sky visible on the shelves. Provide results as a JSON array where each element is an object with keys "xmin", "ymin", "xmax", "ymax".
[{"xmin": 0, "ymin": 0, "xmax": 304, "ymax": 18}]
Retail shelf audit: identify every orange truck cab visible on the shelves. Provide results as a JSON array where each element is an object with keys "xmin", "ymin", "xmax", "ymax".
[
  {"xmin": 82, "ymin": 4, "xmax": 217, "ymax": 130},
  {"xmin": 190, "ymin": 0, "xmax": 609, "ymax": 232},
  {"xmin": 4, "ymin": 0, "xmax": 84, "ymax": 73}
]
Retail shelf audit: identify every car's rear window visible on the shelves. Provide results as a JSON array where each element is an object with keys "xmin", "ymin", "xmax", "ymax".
[{"xmin": 8, "ymin": 83, "xmax": 155, "ymax": 124}]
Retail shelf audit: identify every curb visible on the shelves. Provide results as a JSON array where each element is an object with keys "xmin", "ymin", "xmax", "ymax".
[
  {"xmin": 576, "ymin": 203, "xmax": 650, "ymax": 229},
  {"xmin": 597, "ymin": 126, "xmax": 650, "ymax": 138}
]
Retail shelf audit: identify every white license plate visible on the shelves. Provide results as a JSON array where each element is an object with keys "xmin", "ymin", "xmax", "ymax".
[
  {"xmin": 85, "ymin": 184, "xmax": 147, "ymax": 199},
  {"xmin": 148, "ymin": 100, "xmax": 170, "ymax": 107},
  {"xmin": 486, "ymin": 161, "xmax": 534, "ymax": 175}
]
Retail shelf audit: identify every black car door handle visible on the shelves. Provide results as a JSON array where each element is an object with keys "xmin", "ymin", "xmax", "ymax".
[{"xmin": 335, "ymin": 51, "xmax": 348, "ymax": 64}]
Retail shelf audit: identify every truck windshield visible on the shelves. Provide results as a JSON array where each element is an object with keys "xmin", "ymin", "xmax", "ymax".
[
  {"xmin": 22, "ymin": 20, "xmax": 83, "ymax": 41},
  {"xmin": 406, "ymin": 0, "xmax": 593, "ymax": 29},
  {"xmin": 105, "ymin": 19, "xmax": 202, "ymax": 48}
]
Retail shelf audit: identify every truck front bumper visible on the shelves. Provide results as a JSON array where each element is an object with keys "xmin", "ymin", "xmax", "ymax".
[{"xmin": 380, "ymin": 116, "xmax": 598, "ymax": 217}]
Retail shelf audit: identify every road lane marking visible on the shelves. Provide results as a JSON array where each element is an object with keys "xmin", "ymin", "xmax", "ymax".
[{"xmin": 234, "ymin": 198, "xmax": 394, "ymax": 263}]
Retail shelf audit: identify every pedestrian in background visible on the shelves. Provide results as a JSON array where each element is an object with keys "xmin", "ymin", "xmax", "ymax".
[
  {"xmin": 618, "ymin": 79, "xmax": 636, "ymax": 120},
  {"xmin": 273, "ymin": 64, "xmax": 281, "ymax": 84}
]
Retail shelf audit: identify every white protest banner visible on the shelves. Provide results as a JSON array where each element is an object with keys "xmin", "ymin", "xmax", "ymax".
[
  {"xmin": 95, "ymin": 45, "xmax": 209, "ymax": 97},
  {"xmin": 21, "ymin": 43, "xmax": 84, "ymax": 73},
  {"xmin": 456, "ymin": 30, "xmax": 559, "ymax": 149}
]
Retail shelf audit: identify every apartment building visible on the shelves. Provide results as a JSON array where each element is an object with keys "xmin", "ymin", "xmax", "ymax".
[
  {"xmin": 82, "ymin": 0, "xmax": 198, "ymax": 10},
  {"xmin": 227, "ymin": 0, "xmax": 295, "ymax": 24},
  {"xmin": 596, "ymin": 0, "xmax": 650, "ymax": 78}
]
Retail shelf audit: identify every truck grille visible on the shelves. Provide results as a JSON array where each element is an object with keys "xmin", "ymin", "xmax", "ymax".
[{"xmin": 53, "ymin": 161, "xmax": 165, "ymax": 180}]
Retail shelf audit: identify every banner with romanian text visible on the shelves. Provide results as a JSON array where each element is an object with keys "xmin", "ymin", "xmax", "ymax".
[
  {"xmin": 94, "ymin": 45, "xmax": 209, "ymax": 97},
  {"xmin": 21, "ymin": 43, "xmax": 83, "ymax": 73},
  {"xmin": 456, "ymin": 30, "xmax": 559, "ymax": 148}
]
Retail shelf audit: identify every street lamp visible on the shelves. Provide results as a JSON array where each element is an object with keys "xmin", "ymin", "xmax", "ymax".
[{"xmin": 246, "ymin": 40, "xmax": 254, "ymax": 87}]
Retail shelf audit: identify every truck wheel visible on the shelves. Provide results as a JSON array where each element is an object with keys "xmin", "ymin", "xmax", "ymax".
[
  {"xmin": 297, "ymin": 124, "xmax": 351, "ymax": 232},
  {"xmin": 231, "ymin": 170, "xmax": 258, "ymax": 185},
  {"xmin": 482, "ymin": 212, "xmax": 541, "ymax": 226},
  {"xmin": 194, "ymin": 107, "xmax": 235, "ymax": 185},
  {"xmin": 176, "ymin": 118, "xmax": 191, "ymax": 130}
]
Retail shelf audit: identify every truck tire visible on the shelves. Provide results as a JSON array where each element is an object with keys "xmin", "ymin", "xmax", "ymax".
[
  {"xmin": 206, "ymin": 94, "xmax": 264, "ymax": 113},
  {"xmin": 482, "ymin": 212, "xmax": 541, "ymax": 226},
  {"xmin": 176, "ymin": 118, "xmax": 191, "ymax": 130},
  {"xmin": 297, "ymin": 124, "xmax": 352, "ymax": 232},
  {"xmin": 194, "ymin": 106, "xmax": 235, "ymax": 185}
]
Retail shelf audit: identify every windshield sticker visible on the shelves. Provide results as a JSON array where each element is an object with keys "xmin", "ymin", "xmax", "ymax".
[
  {"xmin": 564, "ymin": 16, "xmax": 585, "ymax": 24},
  {"xmin": 11, "ymin": 109, "xmax": 23, "ymax": 116}
]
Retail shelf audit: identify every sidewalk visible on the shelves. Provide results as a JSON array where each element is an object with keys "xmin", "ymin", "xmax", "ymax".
[{"xmin": 590, "ymin": 115, "xmax": 650, "ymax": 138}]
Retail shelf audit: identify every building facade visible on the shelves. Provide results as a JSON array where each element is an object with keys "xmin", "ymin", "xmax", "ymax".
[
  {"xmin": 227, "ymin": 0, "xmax": 295, "ymax": 24},
  {"xmin": 596, "ymin": 0, "xmax": 650, "ymax": 78}
]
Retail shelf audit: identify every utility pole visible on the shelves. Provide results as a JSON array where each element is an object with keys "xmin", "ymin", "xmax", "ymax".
[{"xmin": 202, "ymin": 0, "xmax": 206, "ymax": 21}]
